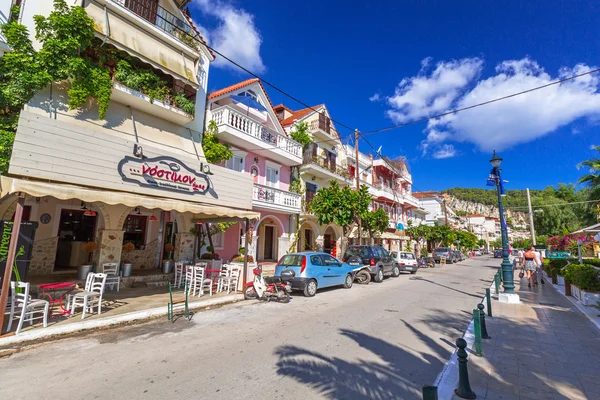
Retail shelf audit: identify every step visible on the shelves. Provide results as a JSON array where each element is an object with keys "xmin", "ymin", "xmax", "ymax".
[{"xmin": 145, "ymin": 280, "xmax": 171, "ymax": 288}]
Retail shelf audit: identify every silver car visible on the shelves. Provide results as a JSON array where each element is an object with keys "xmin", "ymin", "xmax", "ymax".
[{"xmin": 390, "ymin": 251, "xmax": 418, "ymax": 274}]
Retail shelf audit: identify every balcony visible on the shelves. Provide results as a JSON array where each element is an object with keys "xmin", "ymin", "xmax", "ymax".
[
  {"xmin": 308, "ymin": 117, "xmax": 339, "ymax": 140},
  {"xmin": 212, "ymin": 105, "xmax": 302, "ymax": 166},
  {"xmin": 372, "ymin": 183, "xmax": 397, "ymax": 201},
  {"xmin": 252, "ymin": 184, "xmax": 302, "ymax": 213},
  {"xmin": 300, "ymin": 154, "xmax": 351, "ymax": 183}
]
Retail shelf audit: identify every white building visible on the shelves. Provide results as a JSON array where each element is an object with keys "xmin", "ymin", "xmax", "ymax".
[{"xmin": 413, "ymin": 191, "xmax": 458, "ymax": 227}]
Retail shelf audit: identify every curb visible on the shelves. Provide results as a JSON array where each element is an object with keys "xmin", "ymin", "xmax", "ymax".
[{"xmin": 0, "ymin": 293, "xmax": 243, "ymax": 347}]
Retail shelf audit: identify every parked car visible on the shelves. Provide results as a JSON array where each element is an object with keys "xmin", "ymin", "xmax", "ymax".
[
  {"xmin": 433, "ymin": 247, "xmax": 456, "ymax": 263},
  {"xmin": 342, "ymin": 245, "xmax": 398, "ymax": 282},
  {"xmin": 494, "ymin": 249, "xmax": 502, "ymax": 258},
  {"xmin": 452, "ymin": 250, "xmax": 465, "ymax": 262},
  {"xmin": 390, "ymin": 251, "xmax": 418, "ymax": 274},
  {"xmin": 274, "ymin": 252, "xmax": 356, "ymax": 297},
  {"xmin": 474, "ymin": 249, "xmax": 483, "ymax": 256}
]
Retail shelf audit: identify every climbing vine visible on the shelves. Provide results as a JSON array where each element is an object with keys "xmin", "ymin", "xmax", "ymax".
[
  {"xmin": 290, "ymin": 121, "xmax": 313, "ymax": 151},
  {"xmin": 202, "ymin": 120, "xmax": 233, "ymax": 164}
]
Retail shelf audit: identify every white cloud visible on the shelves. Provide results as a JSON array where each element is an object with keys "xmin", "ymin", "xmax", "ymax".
[
  {"xmin": 432, "ymin": 144, "xmax": 457, "ymax": 159},
  {"xmin": 384, "ymin": 57, "xmax": 600, "ymax": 155},
  {"xmin": 369, "ymin": 93, "xmax": 381, "ymax": 102},
  {"xmin": 193, "ymin": 0, "xmax": 265, "ymax": 73}
]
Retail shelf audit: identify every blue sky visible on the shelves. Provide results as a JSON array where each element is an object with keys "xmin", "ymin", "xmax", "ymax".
[{"xmin": 189, "ymin": 0, "xmax": 600, "ymax": 192}]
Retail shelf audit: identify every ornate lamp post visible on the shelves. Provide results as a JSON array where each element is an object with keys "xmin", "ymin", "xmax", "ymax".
[{"xmin": 490, "ymin": 151, "xmax": 519, "ymax": 303}]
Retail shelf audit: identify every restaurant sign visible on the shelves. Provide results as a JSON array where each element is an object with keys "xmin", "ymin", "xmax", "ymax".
[{"xmin": 118, "ymin": 156, "xmax": 210, "ymax": 195}]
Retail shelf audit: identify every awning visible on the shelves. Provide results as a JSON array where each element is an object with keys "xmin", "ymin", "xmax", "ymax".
[
  {"xmin": 572, "ymin": 223, "xmax": 600, "ymax": 234},
  {"xmin": 349, "ymin": 227, "xmax": 409, "ymax": 240},
  {"xmin": 1, "ymin": 176, "xmax": 259, "ymax": 220}
]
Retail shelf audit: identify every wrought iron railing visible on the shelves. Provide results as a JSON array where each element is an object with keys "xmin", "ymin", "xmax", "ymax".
[
  {"xmin": 212, "ymin": 105, "xmax": 302, "ymax": 158},
  {"xmin": 115, "ymin": 0, "xmax": 203, "ymax": 50},
  {"xmin": 253, "ymin": 184, "xmax": 302, "ymax": 211}
]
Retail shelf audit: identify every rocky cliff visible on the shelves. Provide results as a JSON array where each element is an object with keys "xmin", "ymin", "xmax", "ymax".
[{"xmin": 443, "ymin": 195, "xmax": 529, "ymax": 227}]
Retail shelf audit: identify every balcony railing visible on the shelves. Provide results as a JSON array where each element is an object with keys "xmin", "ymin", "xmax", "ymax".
[
  {"xmin": 115, "ymin": 0, "xmax": 203, "ymax": 50},
  {"xmin": 212, "ymin": 106, "xmax": 302, "ymax": 158},
  {"xmin": 253, "ymin": 184, "xmax": 301, "ymax": 211}
]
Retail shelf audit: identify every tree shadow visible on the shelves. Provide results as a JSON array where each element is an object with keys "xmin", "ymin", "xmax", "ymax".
[
  {"xmin": 275, "ymin": 324, "xmax": 453, "ymax": 399},
  {"xmin": 408, "ymin": 276, "xmax": 484, "ymax": 299}
]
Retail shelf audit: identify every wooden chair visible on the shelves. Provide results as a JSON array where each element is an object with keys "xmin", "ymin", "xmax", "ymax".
[{"xmin": 168, "ymin": 281, "xmax": 189, "ymax": 321}]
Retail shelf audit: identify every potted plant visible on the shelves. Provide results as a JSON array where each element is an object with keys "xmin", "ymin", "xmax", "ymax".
[
  {"xmin": 122, "ymin": 242, "xmax": 135, "ymax": 277},
  {"xmin": 162, "ymin": 243, "xmax": 175, "ymax": 273},
  {"xmin": 78, "ymin": 241, "xmax": 97, "ymax": 280},
  {"xmin": 231, "ymin": 255, "xmax": 254, "ymax": 263}
]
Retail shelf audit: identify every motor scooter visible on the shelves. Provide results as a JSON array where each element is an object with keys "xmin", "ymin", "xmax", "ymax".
[
  {"xmin": 244, "ymin": 266, "xmax": 294, "ymax": 303},
  {"xmin": 418, "ymin": 256, "xmax": 436, "ymax": 268},
  {"xmin": 346, "ymin": 255, "xmax": 371, "ymax": 284}
]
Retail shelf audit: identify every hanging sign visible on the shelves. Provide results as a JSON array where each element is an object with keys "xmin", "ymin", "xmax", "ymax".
[
  {"xmin": 0, "ymin": 221, "xmax": 38, "ymax": 282},
  {"xmin": 118, "ymin": 156, "xmax": 210, "ymax": 195}
]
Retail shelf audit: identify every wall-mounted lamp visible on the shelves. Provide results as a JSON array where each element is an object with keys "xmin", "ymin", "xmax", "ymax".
[
  {"xmin": 148, "ymin": 215, "xmax": 158, "ymax": 221},
  {"xmin": 81, "ymin": 202, "xmax": 96, "ymax": 217},
  {"xmin": 134, "ymin": 207, "xmax": 142, "ymax": 215},
  {"xmin": 199, "ymin": 162, "xmax": 213, "ymax": 175},
  {"xmin": 254, "ymin": 157, "xmax": 259, "ymax": 163},
  {"xmin": 35, "ymin": 197, "xmax": 40, "ymax": 204},
  {"xmin": 133, "ymin": 143, "xmax": 144, "ymax": 158},
  {"xmin": 311, "ymin": 176, "xmax": 316, "ymax": 181}
]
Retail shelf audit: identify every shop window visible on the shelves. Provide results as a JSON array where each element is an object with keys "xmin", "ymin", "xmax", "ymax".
[
  {"xmin": 212, "ymin": 231, "xmax": 224, "ymax": 249},
  {"xmin": 123, "ymin": 215, "xmax": 147, "ymax": 249},
  {"xmin": 11, "ymin": 206, "xmax": 31, "ymax": 222}
]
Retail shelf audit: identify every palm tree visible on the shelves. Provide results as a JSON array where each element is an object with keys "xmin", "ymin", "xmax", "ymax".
[{"xmin": 578, "ymin": 145, "xmax": 600, "ymax": 193}]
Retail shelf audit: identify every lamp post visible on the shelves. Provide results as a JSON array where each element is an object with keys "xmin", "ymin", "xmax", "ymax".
[{"xmin": 490, "ymin": 151, "xmax": 519, "ymax": 303}]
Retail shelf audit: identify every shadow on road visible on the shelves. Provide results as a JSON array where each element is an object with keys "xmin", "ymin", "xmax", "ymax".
[
  {"xmin": 408, "ymin": 276, "xmax": 484, "ymax": 299},
  {"xmin": 274, "ymin": 324, "xmax": 449, "ymax": 399}
]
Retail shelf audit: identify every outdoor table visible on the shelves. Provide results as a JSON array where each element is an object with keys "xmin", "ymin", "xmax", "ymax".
[
  {"xmin": 204, "ymin": 269, "xmax": 222, "ymax": 291},
  {"xmin": 38, "ymin": 282, "xmax": 76, "ymax": 315}
]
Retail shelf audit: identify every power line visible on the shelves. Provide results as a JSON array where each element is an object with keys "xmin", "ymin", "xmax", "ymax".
[
  {"xmin": 509, "ymin": 199, "xmax": 600, "ymax": 210},
  {"xmin": 362, "ymin": 67, "xmax": 600, "ymax": 135}
]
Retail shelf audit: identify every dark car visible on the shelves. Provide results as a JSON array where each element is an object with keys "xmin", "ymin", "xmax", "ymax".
[
  {"xmin": 342, "ymin": 245, "xmax": 398, "ymax": 282},
  {"xmin": 433, "ymin": 247, "xmax": 456, "ymax": 263},
  {"xmin": 494, "ymin": 249, "xmax": 502, "ymax": 258}
]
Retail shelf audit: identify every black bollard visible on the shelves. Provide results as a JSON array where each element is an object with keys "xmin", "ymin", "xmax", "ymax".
[
  {"xmin": 478, "ymin": 303, "xmax": 491, "ymax": 339},
  {"xmin": 422, "ymin": 385, "xmax": 438, "ymax": 400},
  {"xmin": 454, "ymin": 338, "xmax": 477, "ymax": 399}
]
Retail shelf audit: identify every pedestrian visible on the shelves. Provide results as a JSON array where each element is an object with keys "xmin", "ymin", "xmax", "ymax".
[
  {"xmin": 533, "ymin": 247, "xmax": 545, "ymax": 285},
  {"xmin": 523, "ymin": 246, "xmax": 540, "ymax": 288}
]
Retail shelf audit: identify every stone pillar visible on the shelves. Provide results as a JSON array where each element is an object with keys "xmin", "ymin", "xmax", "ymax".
[
  {"xmin": 174, "ymin": 232, "xmax": 195, "ymax": 262},
  {"xmin": 96, "ymin": 229, "xmax": 125, "ymax": 267},
  {"xmin": 277, "ymin": 236, "xmax": 289, "ymax": 259},
  {"xmin": 315, "ymin": 237, "xmax": 324, "ymax": 252}
]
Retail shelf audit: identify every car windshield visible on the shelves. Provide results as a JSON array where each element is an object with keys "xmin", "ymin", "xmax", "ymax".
[
  {"xmin": 435, "ymin": 248, "xmax": 449, "ymax": 252},
  {"xmin": 401, "ymin": 253, "xmax": 415, "ymax": 259},
  {"xmin": 344, "ymin": 247, "xmax": 370, "ymax": 258},
  {"xmin": 279, "ymin": 254, "xmax": 304, "ymax": 266}
]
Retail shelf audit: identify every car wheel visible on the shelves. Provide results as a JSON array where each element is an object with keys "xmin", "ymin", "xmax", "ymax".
[
  {"xmin": 392, "ymin": 265, "xmax": 401, "ymax": 277},
  {"xmin": 303, "ymin": 279, "xmax": 317, "ymax": 297},
  {"xmin": 374, "ymin": 268, "xmax": 384, "ymax": 283},
  {"xmin": 410, "ymin": 271, "xmax": 417, "ymax": 274},
  {"xmin": 343, "ymin": 274, "xmax": 353, "ymax": 289}
]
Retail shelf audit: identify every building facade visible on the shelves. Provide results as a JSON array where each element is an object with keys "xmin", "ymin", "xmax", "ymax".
[
  {"xmin": 1, "ymin": 0, "xmax": 258, "ymax": 279},
  {"xmin": 413, "ymin": 191, "xmax": 458, "ymax": 227},
  {"xmin": 205, "ymin": 79, "xmax": 302, "ymax": 262}
]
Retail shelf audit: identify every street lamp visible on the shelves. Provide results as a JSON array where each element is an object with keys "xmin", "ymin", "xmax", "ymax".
[{"xmin": 490, "ymin": 150, "xmax": 519, "ymax": 303}]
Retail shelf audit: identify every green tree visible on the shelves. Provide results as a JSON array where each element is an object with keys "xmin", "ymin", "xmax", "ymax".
[
  {"xmin": 362, "ymin": 208, "xmax": 389, "ymax": 242},
  {"xmin": 578, "ymin": 146, "xmax": 600, "ymax": 193},
  {"xmin": 490, "ymin": 237, "xmax": 503, "ymax": 249},
  {"xmin": 456, "ymin": 230, "xmax": 478, "ymax": 250},
  {"xmin": 405, "ymin": 220, "xmax": 429, "ymax": 257},
  {"xmin": 309, "ymin": 182, "xmax": 371, "ymax": 255},
  {"xmin": 290, "ymin": 121, "xmax": 312, "ymax": 151},
  {"xmin": 202, "ymin": 120, "xmax": 233, "ymax": 164},
  {"xmin": 477, "ymin": 239, "xmax": 486, "ymax": 247}
]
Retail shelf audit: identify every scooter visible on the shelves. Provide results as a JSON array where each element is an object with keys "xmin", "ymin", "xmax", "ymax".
[
  {"xmin": 418, "ymin": 256, "xmax": 436, "ymax": 268},
  {"xmin": 346, "ymin": 255, "xmax": 371, "ymax": 284},
  {"xmin": 244, "ymin": 266, "xmax": 294, "ymax": 303}
]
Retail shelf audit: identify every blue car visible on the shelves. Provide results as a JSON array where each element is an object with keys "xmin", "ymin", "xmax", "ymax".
[{"xmin": 274, "ymin": 252, "xmax": 356, "ymax": 297}]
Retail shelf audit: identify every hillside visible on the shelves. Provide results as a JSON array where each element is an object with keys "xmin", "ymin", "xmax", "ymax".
[{"xmin": 442, "ymin": 185, "xmax": 597, "ymax": 236}]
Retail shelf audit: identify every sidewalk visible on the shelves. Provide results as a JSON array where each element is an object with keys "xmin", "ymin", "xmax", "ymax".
[{"xmin": 453, "ymin": 278, "xmax": 600, "ymax": 400}]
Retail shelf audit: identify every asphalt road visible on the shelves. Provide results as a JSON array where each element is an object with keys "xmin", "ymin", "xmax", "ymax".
[{"xmin": 0, "ymin": 256, "xmax": 497, "ymax": 399}]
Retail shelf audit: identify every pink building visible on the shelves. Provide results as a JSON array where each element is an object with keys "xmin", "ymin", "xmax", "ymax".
[{"xmin": 205, "ymin": 79, "xmax": 302, "ymax": 262}]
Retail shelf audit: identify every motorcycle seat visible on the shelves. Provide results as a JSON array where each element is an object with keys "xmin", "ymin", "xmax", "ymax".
[{"xmin": 264, "ymin": 276, "xmax": 283, "ymax": 284}]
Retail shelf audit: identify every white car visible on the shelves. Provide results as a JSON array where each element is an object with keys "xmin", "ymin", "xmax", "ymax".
[{"xmin": 390, "ymin": 251, "xmax": 418, "ymax": 274}]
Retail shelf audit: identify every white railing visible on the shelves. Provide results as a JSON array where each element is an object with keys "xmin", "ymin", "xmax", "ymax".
[
  {"xmin": 253, "ymin": 183, "xmax": 302, "ymax": 211},
  {"xmin": 212, "ymin": 106, "xmax": 302, "ymax": 158}
]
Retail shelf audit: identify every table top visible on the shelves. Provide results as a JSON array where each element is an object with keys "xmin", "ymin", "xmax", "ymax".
[{"xmin": 38, "ymin": 282, "xmax": 76, "ymax": 290}]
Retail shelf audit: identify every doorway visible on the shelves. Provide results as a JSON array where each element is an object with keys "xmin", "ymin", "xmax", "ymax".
[
  {"xmin": 55, "ymin": 209, "xmax": 97, "ymax": 270},
  {"xmin": 264, "ymin": 225, "xmax": 275, "ymax": 260}
]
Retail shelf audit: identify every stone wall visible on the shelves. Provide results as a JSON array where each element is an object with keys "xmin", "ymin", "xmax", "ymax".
[
  {"xmin": 130, "ymin": 238, "xmax": 159, "ymax": 269},
  {"xmin": 28, "ymin": 236, "xmax": 59, "ymax": 276},
  {"xmin": 96, "ymin": 229, "xmax": 124, "ymax": 267},
  {"xmin": 174, "ymin": 232, "xmax": 194, "ymax": 262}
]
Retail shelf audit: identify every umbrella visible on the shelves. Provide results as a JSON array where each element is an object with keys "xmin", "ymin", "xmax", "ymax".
[{"xmin": 230, "ymin": 95, "xmax": 268, "ymax": 112}]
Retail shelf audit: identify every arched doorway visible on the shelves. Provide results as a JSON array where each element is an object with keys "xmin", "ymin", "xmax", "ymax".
[
  {"xmin": 255, "ymin": 215, "xmax": 284, "ymax": 261},
  {"xmin": 299, "ymin": 220, "xmax": 319, "ymax": 251},
  {"xmin": 323, "ymin": 225, "xmax": 337, "ymax": 256}
]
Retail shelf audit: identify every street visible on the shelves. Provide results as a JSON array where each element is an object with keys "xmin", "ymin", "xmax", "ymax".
[{"xmin": 0, "ymin": 257, "xmax": 496, "ymax": 400}]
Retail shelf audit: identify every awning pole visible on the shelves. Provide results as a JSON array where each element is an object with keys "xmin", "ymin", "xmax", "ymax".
[
  {"xmin": 0, "ymin": 196, "xmax": 25, "ymax": 335},
  {"xmin": 242, "ymin": 218, "xmax": 249, "ymax": 291}
]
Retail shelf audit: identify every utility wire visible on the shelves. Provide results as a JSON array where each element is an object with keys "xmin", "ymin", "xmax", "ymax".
[
  {"xmin": 362, "ymin": 67, "xmax": 600, "ymax": 135},
  {"xmin": 508, "ymin": 199, "xmax": 600, "ymax": 210}
]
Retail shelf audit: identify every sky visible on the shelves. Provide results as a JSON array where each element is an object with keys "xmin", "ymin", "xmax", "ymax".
[{"xmin": 188, "ymin": 0, "xmax": 600, "ymax": 193}]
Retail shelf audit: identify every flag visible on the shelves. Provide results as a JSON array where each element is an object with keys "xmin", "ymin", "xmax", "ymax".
[{"xmin": 486, "ymin": 168, "xmax": 496, "ymax": 186}]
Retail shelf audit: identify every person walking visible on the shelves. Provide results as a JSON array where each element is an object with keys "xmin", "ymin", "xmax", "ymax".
[
  {"xmin": 523, "ymin": 247, "xmax": 540, "ymax": 288},
  {"xmin": 533, "ymin": 247, "xmax": 545, "ymax": 285}
]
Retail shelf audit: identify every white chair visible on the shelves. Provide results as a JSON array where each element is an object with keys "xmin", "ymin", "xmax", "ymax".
[
  {"xmin": 7, "ymin": 281, "xmax": 49, "ymax": 335},
  {"xmin": 66, "ymin": 272, "xmax": 95, "ymax": 312},
  {"xmin": 190, "ymin": 266, "xmax": 212, "ymax": 297},
  {"xmin": 70, "ymin": 273, "xmax": 107, "ymax": 319},
  {"xmin": 216, "ymin": 264, "xmax": 230, "ymax": 293},
  {"xmin": 174, "ymin": 262, "xmax": 186, "ymax": 288},
  {"xmin": 102, "ymin": 262, "xmax": 121, "ymax": 292},
  {"xmin": 219, "ymin": 266, "xmax": 240, "ymax": 294}
]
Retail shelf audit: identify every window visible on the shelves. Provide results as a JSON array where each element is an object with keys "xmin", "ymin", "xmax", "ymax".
[
  {"xmin": 305, "ymin": 182, "xmax": 317, "ymax": 204},
  {"xmin": 240, "ymin": 90, "xmax": 258, "ymax": 100},
  {"xmin": 226, "ymin": 155, "xmax": 244, "ymax": 172},
  {"xmin": 266, "ymin": 167, "xmax": 279, "ymax": 188},
  {"xmin": 212, "ymin": 231, "xmax": 224, "ymax": 248},
  {"xmin": 310, "ymin": 255, "xmax": 323, "ymax": 266},
  {"xmin": 322, "ymin": 254, "xmax": 340, "ymax": 266},
  {"xmin": 123, "ymin": 215, "xmax": 147, "ymax": 249}
]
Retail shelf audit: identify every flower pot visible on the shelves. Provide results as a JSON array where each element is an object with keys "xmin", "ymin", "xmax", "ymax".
[
  {"xmin": 122, "ymin": 263, "xmax": 133, "ymax": 277},
  {"xmin": 78, "ymin": 264, "xmax": 94, "ymax": 280},
  {"xmin": 162, "ymin": 260, "xmax": 174, "ymax": 274}
]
